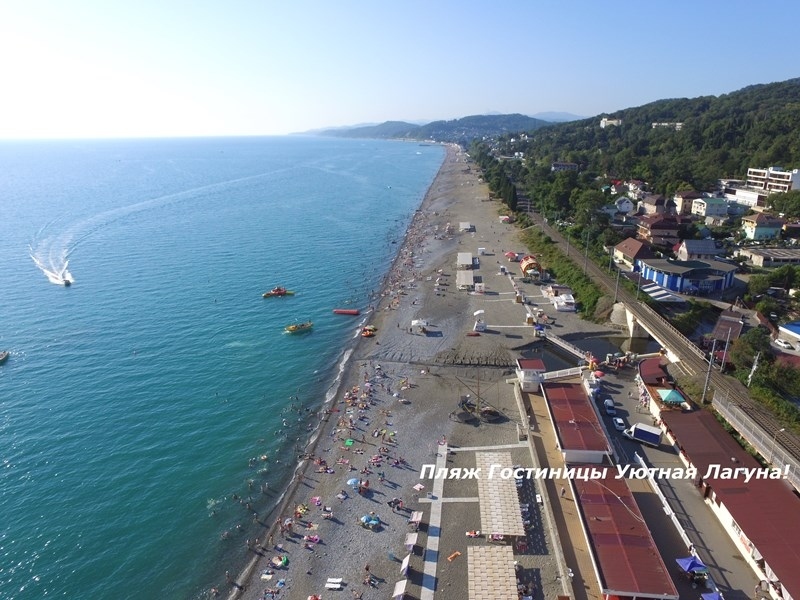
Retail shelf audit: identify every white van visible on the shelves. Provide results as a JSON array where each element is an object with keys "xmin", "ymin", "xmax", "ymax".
[{"xmin": 603, "ymin": 398, "xmax": 616, "ymax": 416}]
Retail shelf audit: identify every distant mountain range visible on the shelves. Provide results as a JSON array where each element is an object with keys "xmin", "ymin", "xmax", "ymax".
[{"xmin": 312, "ymin": 113, "xmax": 572, "ymax": 144}]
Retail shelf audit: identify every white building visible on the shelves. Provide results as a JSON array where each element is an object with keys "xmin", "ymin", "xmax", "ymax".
[
  {"xmin": 691, "ymin": 197, "xmax": 729, "ymax": 218},
  {"xmin": 456, "ymin": 252, "xmax": 473, "ymax": 270},
  {"xmin": 600, "ymin": 117, "xmax": 622, "ymax": 128},
  {"xmin": 724, "ymin": 187, "xmax": 766, "ymax": 209},
  {"xmin": 746, "ymin": 167, "xmax": 800, "ymax": 194}
]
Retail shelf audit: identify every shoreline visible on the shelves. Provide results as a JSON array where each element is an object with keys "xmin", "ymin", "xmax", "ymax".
[
  {"xmin": 224, "ymin": 143, "xmax": 622, "ymax": 600},
  {"xmin": 221, "ymin": 143, "xmax": 460, "ymax": 599}
]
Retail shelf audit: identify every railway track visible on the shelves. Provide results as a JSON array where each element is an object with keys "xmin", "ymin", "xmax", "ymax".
[{"xmin": 534, "ymin": 218, "xmax": 800, "ymax": 463}]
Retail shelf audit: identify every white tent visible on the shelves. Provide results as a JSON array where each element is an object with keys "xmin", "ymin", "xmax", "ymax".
[
  {"xmin": 392, "ymin": 579, "xmax": 408, "ymax": 599},
  {"xmin": 400, "ymin": 553, "xmax": 411, "ymax": 575}
]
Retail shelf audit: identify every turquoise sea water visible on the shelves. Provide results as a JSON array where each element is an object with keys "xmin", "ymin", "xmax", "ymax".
[{"xmin": 0, "ymin": 137, "xmax": 445, "ymax": 599}]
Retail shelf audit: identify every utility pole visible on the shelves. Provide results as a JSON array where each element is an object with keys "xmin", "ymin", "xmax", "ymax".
[
  {"xmin": 701, "ymin": 339, "xmax": 717, "ymax": 404},
  {"xmin": 721, "ymin": 326, "xmax": 733, "ymax": 370},
  {"xmin": 747, "ymin": 352, "xmax": 761, "ymax": 387},
  {"xmin": 613, "ymin": 268, "xmax": 621, "ymax": 303},
  {"xmin": 636, "ymin": 271, "xmax": 643, "ymax": 301}
]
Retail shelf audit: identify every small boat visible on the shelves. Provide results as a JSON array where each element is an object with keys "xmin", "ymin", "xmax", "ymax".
[
  {"xmin": 0, "ymin": 351, "xmax": 9, "ymax": 364},
  {"xmin": 285, "ymin": 321, "xmax": 313, "ymax": 333},
  {"xmin": 263, "ymin": 286, "xmax": 295, "ymax": 298},
  {"xmin": 63, "ymin": 279, "xmax": 72, "ymax": 287},
  {"xmin": 333, "ymin": 308, "xmax": 360, "ymax": 315}
]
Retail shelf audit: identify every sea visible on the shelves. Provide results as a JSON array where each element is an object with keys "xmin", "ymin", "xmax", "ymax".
[
  {"xmin": 0, "ymin": 136, "xmax": 447, "ymax": 600},
  {"xmin": 0, "ymin": 136, "xmax": 658, "ymax": 600}
]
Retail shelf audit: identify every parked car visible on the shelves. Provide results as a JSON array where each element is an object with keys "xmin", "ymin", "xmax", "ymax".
[
  {"xmin": 603, "ymin": 398, "xmax": 616, "ymax": 416},
  {"xmin": 612, "ymin": 417, "xmax": 626, "ymax": 431},
  {"xmin": 776, "ymin": 339, "xmax": 794, "ymax": 349}
]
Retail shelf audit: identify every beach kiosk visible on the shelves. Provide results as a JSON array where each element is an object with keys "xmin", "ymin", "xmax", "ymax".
[
  {"xmin": 519, "ymin": 255, "xmax": 541, "ymax": 280},
  {"xmin": 456, "ymin": 270, "xmax": 474, "ymax": 291},
  {"xmin": 456, "ymin": 252, "xmax": 473, "ymax": 270}
]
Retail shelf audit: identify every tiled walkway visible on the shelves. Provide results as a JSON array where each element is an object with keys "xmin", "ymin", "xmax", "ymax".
[
  {"xmin": 475, "ymin": 451, "xmax": 526, "ymax": 536},
  {"xmin": 467, "ymin": 545, "xmax": 518, "ymax": 599}
]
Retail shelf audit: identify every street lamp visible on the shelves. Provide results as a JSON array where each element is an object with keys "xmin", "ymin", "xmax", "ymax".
[{"xmin": 770, "ymin": 428, "xmax": 786, "ymax": 464}]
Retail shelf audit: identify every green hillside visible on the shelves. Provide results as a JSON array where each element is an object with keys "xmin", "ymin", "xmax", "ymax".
[
  {"xmin": 321, "ymin": 113, "xmax": 550, "ymax": 144},
  {"xmin": 502, "ymin": 78, "xmax": 800, "ymax": 194}
]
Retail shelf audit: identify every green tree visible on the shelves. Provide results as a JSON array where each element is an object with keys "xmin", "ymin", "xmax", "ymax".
[{"xmin": 730, "ymin": 327, "xmax": 773, "ymax": 370}]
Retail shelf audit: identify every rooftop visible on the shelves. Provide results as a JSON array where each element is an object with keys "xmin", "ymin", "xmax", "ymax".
[
  {"xmin": 517, "ymin": 358, "xmax": 546, "ymax": 371},
  {"xmin": 614, "ymin": 237, "xmax": 655, "ymax": 260},
  {"xmin": 660, "ymin": 410, "xmax": 800, "ymax": 598},
  {"xmin": 779, "ymin": 321, "xmax": 800, "ymax": 337},
  {"xmin": 680, "ymin": 239, "xmax": 720, "ymax": 254},
  {"xmin": 573, "ymin": 471, "xmax": 679, "ymax": 599},
  {"xmin": 741, "ymin": 247, "xmax": 800, "ymax": 259},
  {"xmin": 542, "ymin": 382, "xmax": 609, "ymax": 452},
  {"xmin": 638, "ymin": 357, "xmax": 670, "ymax": 386},
  {"xmin": 639, "ymin": 257, "xmax": 739, "ymax": 275}
]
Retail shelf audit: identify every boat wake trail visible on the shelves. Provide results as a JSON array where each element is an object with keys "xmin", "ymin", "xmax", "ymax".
[
  {"xmin": 29, "ymin": 242, "xmax": 74, "ymax": 286},
  {"xmin": 28, "ymin": 168, "xmax": 288, "ymax": 286}
]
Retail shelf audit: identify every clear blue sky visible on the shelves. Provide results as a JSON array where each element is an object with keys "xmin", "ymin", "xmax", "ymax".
[{"xmin": 1, "ymin": 0, "xmax": 797, "ymax": 139}]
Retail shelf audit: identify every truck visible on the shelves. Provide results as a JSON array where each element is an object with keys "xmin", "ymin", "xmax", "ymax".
[{"xmin": 622, "ymin": 423, "xmax": 662, "ymax": 447}]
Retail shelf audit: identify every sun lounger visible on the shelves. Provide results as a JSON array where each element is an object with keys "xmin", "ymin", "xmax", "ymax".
[{"xmin": 326, "ymin": 577, "xmax": 343, "ymax": 590}]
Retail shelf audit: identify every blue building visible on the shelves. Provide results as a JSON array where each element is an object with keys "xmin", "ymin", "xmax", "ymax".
[{"xmin": 638, "ymin": 257, "xmax": 737, "ymax": 295}]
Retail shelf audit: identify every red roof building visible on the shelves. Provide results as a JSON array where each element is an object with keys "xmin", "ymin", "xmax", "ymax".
[
  {"xmin": 542, "ymin": 382, "xmax": 610, "ymax": 463},
  {"xmin": 573, "ymin": 470, "xmax": 679, "ymax": 599},
  {"xmin": 660, "ymin": 409, "xmax": 800, "ymax": 600}
]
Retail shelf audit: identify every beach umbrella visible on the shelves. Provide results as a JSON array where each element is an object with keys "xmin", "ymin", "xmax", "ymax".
[
  {"xmin": 504, "ymin": 251, "xmax": 517, "ymax": 258},
  {"xmin": 344, "ymin": 438, "xmax": 354, "ymax": 447},
  {"xmin": 593, "ymin": 371, "xmax": 605, "ymax": 377},
  {"xmin": 347, "ymin": 478, "xmax": 360, "ymax": 486},
  {"xmin": 283, "ymin": 518, "xmax": 293, "ymax": 526},
  {"xmin": 534, "ymin": 325, "xmax": 545, "ymax": 331}
]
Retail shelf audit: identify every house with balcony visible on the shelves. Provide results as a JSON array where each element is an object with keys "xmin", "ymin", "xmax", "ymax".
[
  {"xmin": 746, "ymin": 166, "xmax": 800, "ymax": 194},
  {"xmin": 741, "ymin": 213, "xmax": 785, "ymax": 240},
  {"xmin": 638, "ymin": 193, "xmax": 673, "ymax": 216},
  {"xmin": 637, "ymin": 215, "xmax": 683, "ymax": 249},
  {"xmin": 691, "ymin": 197, "xmax": 729, "ymax": 218},
  {"xmin": 673, "ymin": 190, "xmax": 704, "ymax": 215}
]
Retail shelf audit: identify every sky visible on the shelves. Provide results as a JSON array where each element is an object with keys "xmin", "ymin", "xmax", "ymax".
[{"xmin": 1, "ymin": 0, "xmax": 798, "ymax": 139}]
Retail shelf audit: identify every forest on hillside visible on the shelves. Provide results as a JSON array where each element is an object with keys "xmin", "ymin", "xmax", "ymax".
[{"xmin": 495, "ymin": 78, "xmax": 800, "ymax": 196}]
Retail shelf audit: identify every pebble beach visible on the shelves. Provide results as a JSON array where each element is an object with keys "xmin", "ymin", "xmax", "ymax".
[{"xmin": 226, "ymin": 143, "xmax": 622, "ymax": 600}]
